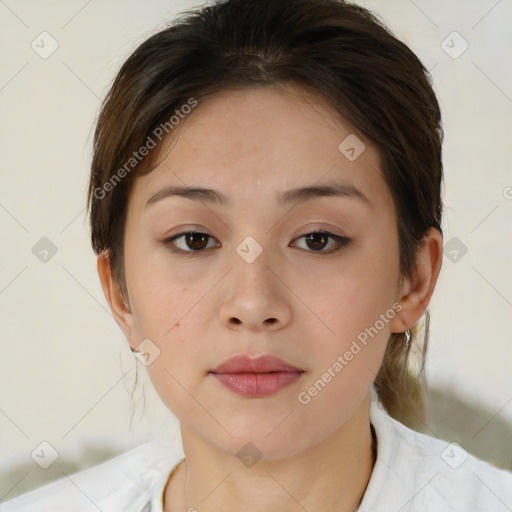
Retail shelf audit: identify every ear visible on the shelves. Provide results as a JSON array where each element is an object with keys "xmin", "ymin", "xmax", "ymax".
[
  {"xmin": 390, "ymin": 227, "xmax": 443, "ymax": 333},
  {"xmin": 97, "ymin": 251, "xmax": 139, "ymax": 350}
]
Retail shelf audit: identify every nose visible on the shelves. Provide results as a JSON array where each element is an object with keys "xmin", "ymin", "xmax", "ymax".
[{"xmin": 218, "ymin": 244, "xmax": 292, "ymax": 332}]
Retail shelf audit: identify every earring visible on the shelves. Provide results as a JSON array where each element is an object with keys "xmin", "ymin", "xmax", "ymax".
[{"xmin": 404, "ymin": 329, "xmax": 411, "ymax": 349}]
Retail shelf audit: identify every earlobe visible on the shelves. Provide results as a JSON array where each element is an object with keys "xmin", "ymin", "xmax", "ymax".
[
  {"xmin": 96, "ymin": 251, "xmax": 136, "ymax": 343},
  {"xmin": 390, "ymin": 227, "xmax": 443, "ymax": 334}
]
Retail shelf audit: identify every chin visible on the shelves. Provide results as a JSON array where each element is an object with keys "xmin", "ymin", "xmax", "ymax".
[{"xmin": 203, "ymin": 414, "xmax": 320, "ymax": 463}]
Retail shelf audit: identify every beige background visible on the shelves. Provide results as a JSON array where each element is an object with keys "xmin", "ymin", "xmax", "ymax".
[{"xmin": 1, "ymin": 0, "xmax": 511, "ymax": 500}]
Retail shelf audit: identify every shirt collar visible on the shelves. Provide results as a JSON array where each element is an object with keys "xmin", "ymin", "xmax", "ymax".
[
  {"xmin": 149, "ymin": 455, "xmax": 186, "ymax": 511},
  {"xmin": 358, "ymin": 395, "xmax": 408, "ymax": 511}
]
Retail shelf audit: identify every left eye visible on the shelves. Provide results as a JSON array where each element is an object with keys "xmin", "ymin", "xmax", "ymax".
[
  {"xmin": 292, "ymin": 231, "xmax": 351, "ymax": 253},
  {"xmin": 163, "ymin": 230, "xmax": 350, "ymax": 254}
]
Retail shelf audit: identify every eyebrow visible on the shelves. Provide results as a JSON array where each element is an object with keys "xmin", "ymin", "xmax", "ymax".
[{"xmin": 144, "ymin": 181, "xmax": 371, "ymax": 209}]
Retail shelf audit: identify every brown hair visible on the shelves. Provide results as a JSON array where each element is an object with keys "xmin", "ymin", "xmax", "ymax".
[{"xmin": 87, "ymin": 0, "xmax": 444, "ymax": 425}]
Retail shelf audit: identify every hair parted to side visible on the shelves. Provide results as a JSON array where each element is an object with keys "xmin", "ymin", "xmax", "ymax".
[{"xmin": 87, "ymin": 0, "xmax": 444, "ymax": 426}]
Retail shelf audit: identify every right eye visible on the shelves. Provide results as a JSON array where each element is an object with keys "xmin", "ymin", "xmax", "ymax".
[{"xmin": 163, "ymin": 231, "xmax": 220, "ymax": 254}]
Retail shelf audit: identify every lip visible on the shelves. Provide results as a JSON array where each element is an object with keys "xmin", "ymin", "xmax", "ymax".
[
  {"xmin": 210, "ymin": 354, "xmax": 304, "ymax": 374},
  {"xmin": 209, "ymin": 355, "xmax": 305, "ymax": 398}
]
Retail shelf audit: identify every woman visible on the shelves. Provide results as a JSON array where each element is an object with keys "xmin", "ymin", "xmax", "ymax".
[{"xmin": 3, "ymin": 0, "xmax": 511, "ymax": 510}]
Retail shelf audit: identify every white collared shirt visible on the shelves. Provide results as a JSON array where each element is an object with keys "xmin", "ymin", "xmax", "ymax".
[{"xmin": 2, "ymin": 397, "xmax": 511, "ymax": 511}]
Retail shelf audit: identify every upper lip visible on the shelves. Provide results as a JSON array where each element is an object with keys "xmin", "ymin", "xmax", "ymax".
[{"xmin": 210, "ymin": 354, "xmax": 304, "ymax": 374}]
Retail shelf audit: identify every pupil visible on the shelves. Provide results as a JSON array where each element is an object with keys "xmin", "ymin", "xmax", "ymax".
[
  {"xmin": 188, "ymin": 233, "xmax": 208, "ymax": 250},
  {"xmin": 307, "ymin": 233, "xmax": 327, "ymax": 251}
]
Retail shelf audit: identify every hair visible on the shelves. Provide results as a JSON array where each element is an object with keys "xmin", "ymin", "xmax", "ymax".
[{"xmin": 87, "ymin": 0, "xmax": 444, "ymax": 426}]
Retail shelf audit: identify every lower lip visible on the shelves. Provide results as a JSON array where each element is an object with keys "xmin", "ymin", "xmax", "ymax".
[{"xmin": 211, "ymin": 371, "xmax": 303, "ymax": 397}]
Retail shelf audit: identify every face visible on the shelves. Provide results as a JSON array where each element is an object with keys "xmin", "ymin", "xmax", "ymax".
[{"xmin": 117, "ymin": 85, "xmax": 410, "ymax": 459}]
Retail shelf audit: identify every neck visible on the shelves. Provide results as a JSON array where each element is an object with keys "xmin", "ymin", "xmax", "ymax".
[{"xmin": 164, "ymin": 392, "xmax": 376, "ymax": 512}]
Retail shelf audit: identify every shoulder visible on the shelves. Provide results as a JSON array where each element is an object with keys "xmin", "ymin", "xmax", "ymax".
[
  {"xmin": 0, "ymin": 442, "xmax": 181, "ymax": 512},
  {"xmin": 361, "ymin": 399, "xmax": 512, "ymax": 511}
]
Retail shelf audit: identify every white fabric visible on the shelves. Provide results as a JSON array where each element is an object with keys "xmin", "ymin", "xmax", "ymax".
[{"xmin": 2, "ymin": 397, "xmax": 511, "ymax": 511}]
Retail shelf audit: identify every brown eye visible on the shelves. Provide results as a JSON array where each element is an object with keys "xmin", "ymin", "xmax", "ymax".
[
  {"xmin": 164, "ymin": 230, "xmax": 350, "ymax": 256},
  {"xmin": 184, "ymin": 232, "xmax": 209, "ymax": 250},
  {"xmin": 304, "ymin": 232, "xmax": 329, "ymax": 251},
  {"xmin": 164, "ymin": 231, "xmax": 219, "ymax": 253},
  {"xmin": 293, "ymin": 231, "xmax": 351, "ymax": 254}
]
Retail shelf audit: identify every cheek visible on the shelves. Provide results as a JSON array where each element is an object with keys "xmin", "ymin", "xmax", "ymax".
[
  {"xmin": 142, "ymin": 314, "xmax": 208, "ymax": 422},
  {"xmin": 311, "ymin": 257, "xmax": 397, "ymax": 339},
  {"xmin": 125, "ymin": 235, "xmax": 187, "ymax": 330},
  {"xmin": 303, "ymin": 250, "xmax": 399, "ymax": 388}
]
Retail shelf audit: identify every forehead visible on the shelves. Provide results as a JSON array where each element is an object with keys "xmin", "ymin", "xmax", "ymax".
[{"xmin": 128, "ymin": 85, "xmax": 392, "ymax": 217}]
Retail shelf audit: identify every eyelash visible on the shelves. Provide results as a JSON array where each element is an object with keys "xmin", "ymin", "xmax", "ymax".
[{"xmin": 162, "ymin": 230, "xmax": 351, "ymax": 256}]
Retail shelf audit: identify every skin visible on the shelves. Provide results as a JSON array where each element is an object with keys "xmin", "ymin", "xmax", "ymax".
[{"xmin": 97, "ymin": 84, "xmax": 443, "ymax": 512}]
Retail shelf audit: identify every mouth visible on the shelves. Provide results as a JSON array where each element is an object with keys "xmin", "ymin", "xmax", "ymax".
[
  {"xmin": 209, "ymin": 354, "xmax": 305, "ymax": 398},
  {"xmin": 210, "ymin": 354, "xmax": 304, "ymax": 374}
]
